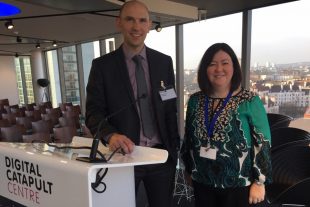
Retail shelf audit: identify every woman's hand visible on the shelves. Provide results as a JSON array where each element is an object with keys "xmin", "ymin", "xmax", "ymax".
[{"xmin": 249, "ymin": 182, "xmax": 265, "ymax": 204}]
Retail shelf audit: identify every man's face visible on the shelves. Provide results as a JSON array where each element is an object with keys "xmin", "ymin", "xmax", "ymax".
[{"xmin": 116, "ymin": 2, "xmax": 152, "ymax": 52}]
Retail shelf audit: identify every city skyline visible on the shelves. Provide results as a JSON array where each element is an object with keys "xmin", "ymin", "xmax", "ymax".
[{"xmin": 146, "ymin": 0, "xmax": 310, "ymax": 70}]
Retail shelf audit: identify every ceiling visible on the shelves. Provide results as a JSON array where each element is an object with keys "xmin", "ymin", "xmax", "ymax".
[{"xmin": 0, "ymin": 0, "xmax": 296, "ymax": 56}]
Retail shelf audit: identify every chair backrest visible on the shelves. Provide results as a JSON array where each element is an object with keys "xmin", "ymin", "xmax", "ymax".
[
  {"xmin": 22, "ymin": 132, "xmax": 52, "ymax": 143},
  {"xmin": 11, "ymin": 107, "xmax": 25, "ymax": 117},
  {"xmin": 66, "ymin": 105, "xmax": 81, "ymax": 115},
  {"xmin": 46, "ymin": 107, "xmax": 62, "ymax": 118},
  {"xmin": 16, "ymin": 116, "xmax": 32, "ymax": 131},
  {"xmin": 34, "ymin": 105, "xmax": 47, "ymax": 114},
  {"xmin": 0, "ymin": 98, "xmax": 9, "ymax": 106},
  {"xmin": 32, "ymin": 120, "xmax": 53, "ymax": 134},
  {"xmin": 0, "ymin": 119, "xmax": 11, "ymax": 127},
  {"xmin": 59, "ymin": 102, "xmax": 73, "ymax": 112},
  {"xmin": 2, "ymin": 113, "xmax": 17, "ymax": 125},
  {"xmin": 53, "ymin": 126, "xmax": 78, "ymax": 143},
  {"xmin": 270, "ymin": 177, "xmax": 310, "ymax": 206},
  {"xmin": 59, "ymin": 116, "xmax": 80, "ymax": 129},
  {"xmin": 41, "ymin": 113, "xmax": 59, "ymax": 127},
  {"xmin": 39, "ymin": 101, "xmax": 52, "ymax": 109},
  {"xmin": 267, "ymin": 113, "xmax": 293, "ymax": 131},
  {"xmin": 24, "ymin": 103, "xmax": 36, "ymax": 111},
  {"xmin": 271, "ymin": 127, "xmax": 310, "ymax": 151},
  {"xmin": 0, "ymin": 125, "xmax": 26, "ymax": 142},
  {"xmin": 266, "ymin": 140, "xmax": 310, "ymax": 205},
  {"xmin": 25, "ymin": 110, "xmax": 42, "ymax": 122}
]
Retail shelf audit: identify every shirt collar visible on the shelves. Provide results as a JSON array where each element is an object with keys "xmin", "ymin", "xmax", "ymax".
[{"xmin": 122, "ymin": 44, "xmax": 147, "ymax": 61}]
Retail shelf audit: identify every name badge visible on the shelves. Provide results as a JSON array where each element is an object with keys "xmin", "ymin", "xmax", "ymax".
[
  {"xmin": 159, "ymin": 88, "xmax": 177, "ymax": 101},
  {"xmin": 200, "ymin": 146, "xmax": 217, "ymax": 160}
]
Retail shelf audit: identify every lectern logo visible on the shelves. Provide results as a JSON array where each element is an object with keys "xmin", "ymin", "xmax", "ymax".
[{"xmin": 4, "ymin": 156, "xmax": 54, "ymax": 205}]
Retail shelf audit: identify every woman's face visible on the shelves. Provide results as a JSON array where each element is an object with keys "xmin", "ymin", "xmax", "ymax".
[{"xmin": 207, "ymin": 50, "xmax": 234, "ymax": 92}]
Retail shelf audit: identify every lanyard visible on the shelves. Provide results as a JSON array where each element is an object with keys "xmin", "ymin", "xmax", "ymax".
[{"xmin": 204, "ymin": 92, "xmax": 232, "ymax": 138}]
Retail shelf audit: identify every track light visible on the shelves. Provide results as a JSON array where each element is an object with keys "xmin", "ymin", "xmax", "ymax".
[
  {"xmin": 52, "ymin": 41, "xmax": 57, "ymax": 47},
  {"xmin": 155, "ymin": 23, "xmax": 162, "ymax": 32},
  {"xmin": 15, "ymin": 53, "xmax": 19, "ymax": 57},
  {"xmin": 16, "ymin": 36, "xmax": 22, "ymax": 43},
  {"xmin": 36, "ymin": 43, "xmax": 41, "ymax": 49},
  {"xmin": 5, "ymin": 19, "xmax": 14, "ymax": 30}
]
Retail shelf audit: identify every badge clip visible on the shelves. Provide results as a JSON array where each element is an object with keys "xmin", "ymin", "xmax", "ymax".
[{"xmin": 160, "ymin": 81, "xmax": 166, "ymax": 91}]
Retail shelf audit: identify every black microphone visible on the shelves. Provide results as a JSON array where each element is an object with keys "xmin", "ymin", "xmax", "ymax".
[
  {"xmin": 76, "ymin": 120, "xmax": 107, "ymax": 163},
  {"xmin": 76, "ymin": 94, "xmax": 147, "ymax": 163}
]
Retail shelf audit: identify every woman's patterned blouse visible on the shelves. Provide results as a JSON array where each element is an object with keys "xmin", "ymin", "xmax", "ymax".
[{"xmin": 181, "ymin": 89, "xmax": 272, "ymax": 188}]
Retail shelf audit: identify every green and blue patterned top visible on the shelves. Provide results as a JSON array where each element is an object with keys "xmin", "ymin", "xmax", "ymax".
[{"xmin": 181, "ymin": 88, "xmax": 272, "ymax": 188}]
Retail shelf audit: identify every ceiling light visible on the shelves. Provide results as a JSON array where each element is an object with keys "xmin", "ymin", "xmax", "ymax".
[
  {"xmin": 36, "ymin": 43, "xmax": 41, "ymax": 49},
  {"xmin": 16, "ymin": 36, "xmax": 22, "ymax": 43},
  {"xmin": 52, "ymin": 41, "xmax": 57, "ymax": 47},
  {"xmin": 15, "ymin": 53, "xmax": 19, "ymax": 58},
  {"xmin": 5, "ymin": 19, "xmax": 14, "ymax": 30},
  {"xmin": 155, "ymin": 23, "xmax": 162, "ymax": 32}
]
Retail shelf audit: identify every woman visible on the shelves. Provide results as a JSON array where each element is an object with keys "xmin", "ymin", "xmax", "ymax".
[{"xmin": 181, "ymin": 43, "xmax": 272, "ymax": 207}]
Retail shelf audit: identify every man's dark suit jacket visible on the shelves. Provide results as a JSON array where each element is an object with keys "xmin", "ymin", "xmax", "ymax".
[{"xmin": 85, "ymin": 46, "xmax": 180, "ymax": 162}]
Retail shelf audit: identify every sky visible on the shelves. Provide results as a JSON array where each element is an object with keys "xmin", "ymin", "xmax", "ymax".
[{"xmin": 145, "ymin": 0, "xmax": 310, "ymax": 69}]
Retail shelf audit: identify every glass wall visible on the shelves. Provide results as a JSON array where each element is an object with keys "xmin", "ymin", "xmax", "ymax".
[
  {"xmin": 145, "ymin": 26, "xmax": 176, "ymax": 69},
  {"xmin": 250, "ymin": 0, "xmax": 310, "ymax": 118},
  {"xmin": 81, "ymin": 41, "xmax": 100, "ymax": 92},
  {"xmin": 46, "ymin": 50, "xmax": 61, "ymax": 107},
  {"xmin": 14, "ymin": 56, "xmax": 34, "ymax": 105},
  {"xmin": 40, "ymin": 0, "xmax": 309, "ymax": 121},
  {"xmin": 62, "ymin": 46, "xmax": 80, "ymax": 105},
  {"xmin": 183, "ymin": 13, "xmax": 242, "ymax": 117},
  {"xmin": 14, "ymin": 58, "xmax": 25, "ymax": 105}
]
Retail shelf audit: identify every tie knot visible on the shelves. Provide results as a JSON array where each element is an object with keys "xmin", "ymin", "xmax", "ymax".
[{"xmin": 132, "ymin": 55, "xmax": 142, "ymax": 65}]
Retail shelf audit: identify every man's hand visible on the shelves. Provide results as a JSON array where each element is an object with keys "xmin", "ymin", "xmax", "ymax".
[
  {"xmin": 108, "ymin": 133, "xmax": 135, "ymax": 154},
  {"xmin": 249, "ymin": 182, "xmax": 265, "ymax": 204}
]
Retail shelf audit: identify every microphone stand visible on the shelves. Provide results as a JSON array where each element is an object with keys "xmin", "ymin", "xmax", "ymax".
[
  {"xmin": 76, "ymin": 121, "xmax": 107, "ymax": 163},
  {"xmin": 75, "ymin": 94, "xmax": 146, "ymax": 163}
]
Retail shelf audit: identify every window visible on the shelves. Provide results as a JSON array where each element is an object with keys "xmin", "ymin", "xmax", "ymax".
[
  {"xmin": 81, "ymin": 41, "xmax": 100, "ymax": 94},
  {"xmin": 250, "ymin": 0, "xmax": 310, "ymax": 118},
  {"xmin": 46, "ymin": 50, "xmax": 61, "ymax": 107},
  {"xmin": 62, "ymin": 46, "xmax": 80, "ymax": 104},
  {"xmin": 14, "ymin": 56, "xmax": 34, "ymax": 105},
  {"xmin": 145, "ymin": 26, "xmax": 176, "ymax": 69},
  {"xmin": 183, "ymin": 13, "xmax": 242, "ymax": 118}
]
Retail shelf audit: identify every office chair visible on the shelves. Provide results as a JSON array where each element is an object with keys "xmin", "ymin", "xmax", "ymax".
[
  {"xmin": 53, "ymin": 126, "xmax": 78, "ymax": 143},
  {"xmin": 271, "ymin": 127, "xmax": 310, "ymax": 152},
  {"xmin": 0, "ymin": 125, "xmax": 26, "ymax": 142},
  {"xmin": 267, "ymin": 113, "xmax": 293, "ymax": 131},
  {"xmin": 59, "ymin": 102, "xmax": 73, "ymax": 112},
  {"xmin": 266, "ymin": 139, "xmax": 310, "ymax": 206}
]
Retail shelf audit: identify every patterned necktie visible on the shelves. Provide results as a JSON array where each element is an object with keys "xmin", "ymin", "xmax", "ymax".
[{"xmin": 132, "ymin": 55, "xmax": 155, "ymax": 138}]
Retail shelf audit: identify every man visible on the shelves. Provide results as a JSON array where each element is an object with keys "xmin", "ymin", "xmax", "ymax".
[{"xmin": 85, "ymin": 1, "xmax": 180, "ymax": 206}]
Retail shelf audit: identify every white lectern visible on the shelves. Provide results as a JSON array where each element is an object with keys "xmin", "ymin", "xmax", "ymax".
[{"xmin": 0, "ymin": 136, "xmax": 168, "ymax": 207}]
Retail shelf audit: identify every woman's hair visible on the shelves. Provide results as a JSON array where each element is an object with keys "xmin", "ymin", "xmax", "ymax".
[{"xmin": 197, "ymin": 43, "xmax": 242, "ymax": 95}]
